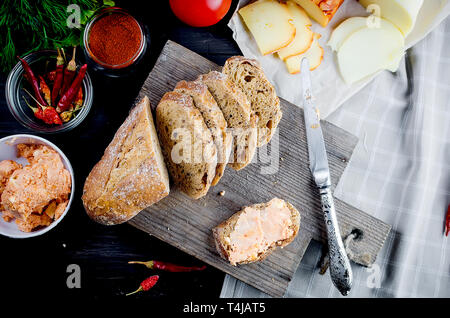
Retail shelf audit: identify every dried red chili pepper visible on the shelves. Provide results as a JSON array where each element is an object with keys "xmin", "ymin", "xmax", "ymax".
[
  {"xmin": 23, "ymin": 97, "xmax": 46, "ymax": 122},
  {"xmin": 57, "ymin": 64, "xmax": 87, "ymax": 113},
  {"xmin": 23, "ymin": 88, "xmax": 63, "ymax": 125},
  {"xmin": 38, "ymin": 76, "xmax": 51, "ymax": 106},
  {"xmin": 73, "ymin": 87, "xmax": 83, "ymax": 110},
  {"xmin": 61, "ymin": 47, "xmax": 77, "ymax": 96},
  {"xmin": 51, "ymin": 48, "xmax": 65, "ymax": 106},
  {"xmin": 46, "ymin": 70, "xmax": 56, "ymax": 83},
  {"xmin": 445, "ymin": 205, "xmax": 450, "ymax": 237},
  {"xmin": 42, "ymin": 106, "xmax": 63, "ymax": 125},
  {"xmin": 126, "ymin": 275, "xmax": 159, "ymax": 296},
  {"xmin": 128, "ymin": 260, "xmax": 207, "ymax": 272},
  {"xmin": 17, "ymin": 56, "xmax": 48, "ymax": 107}
]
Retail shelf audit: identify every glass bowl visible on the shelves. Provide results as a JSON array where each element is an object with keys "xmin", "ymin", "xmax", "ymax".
[
  {"xmin": 5, "ymin": 50, "xmax": 93, "ymax": 134},
  {"xmin": 83, "ymin": 7, "xmax": 148, "ymax": 77}
]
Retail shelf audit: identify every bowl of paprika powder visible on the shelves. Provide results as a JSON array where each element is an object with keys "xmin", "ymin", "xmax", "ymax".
[{"xmin": 83, "ymin": 7, "xmax": 147, "ymax": 75}]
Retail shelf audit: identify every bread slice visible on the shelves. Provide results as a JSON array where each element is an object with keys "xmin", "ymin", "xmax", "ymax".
[
  {"xmin": 197, "ymin": 71, "xmax": 257, "ymax": 171},
  {"xmin": 174, "ymin": 80, "xmax": 232, "ymax": 186},
  {"xmin": 222, "ymin": 56, "xmax": 282, "ymax": 147},
  {"xmin": 156, "ymin": 91, "xmax": 217, "ymax": 199},
  {"xmin": 82, "ymin": 96, "xmax": 170, "ymax": 225},
  {"xmin": 213, "ymin": 198, "xmax": 300, "ymax": 266}
]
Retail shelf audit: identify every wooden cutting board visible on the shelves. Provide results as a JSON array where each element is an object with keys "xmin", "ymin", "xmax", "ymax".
[{"xmin": 129, "ymin": 40, "xmax": 391, "ymax": 297}]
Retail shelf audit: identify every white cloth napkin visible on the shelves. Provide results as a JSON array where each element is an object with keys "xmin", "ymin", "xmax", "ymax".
[
  {"xmin": 228, "ymin": 0, "xmax": 450, "ymax": 119},
  {"xmin": 221, "ymin": 2, "xmax": 450, "ymax": 298}
]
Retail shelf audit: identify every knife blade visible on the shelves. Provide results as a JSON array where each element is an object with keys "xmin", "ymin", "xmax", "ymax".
[{"xmin": 301, "ymin": 58, "xmax": 353, "ymax": 296}]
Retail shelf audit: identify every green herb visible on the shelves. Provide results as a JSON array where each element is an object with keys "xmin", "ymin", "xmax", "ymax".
[{"xmin": 0, "ymin": 0, "xmax": 115, "ymax": 73}]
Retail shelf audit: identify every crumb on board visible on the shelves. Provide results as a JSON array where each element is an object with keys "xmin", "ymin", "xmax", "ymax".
[{"xmin": 218, "ymin": 190, "xmax": 225, "ymax": 196}]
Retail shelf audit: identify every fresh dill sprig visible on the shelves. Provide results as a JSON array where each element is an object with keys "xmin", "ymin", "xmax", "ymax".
[{"xmin": 0, "ymin": 0, "xmax": 115, "ymax": 73}]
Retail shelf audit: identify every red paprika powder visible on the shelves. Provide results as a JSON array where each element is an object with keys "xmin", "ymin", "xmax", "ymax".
[{"xmin": 88, "ymin": 12, "xmax": 142, "ymax": 67}]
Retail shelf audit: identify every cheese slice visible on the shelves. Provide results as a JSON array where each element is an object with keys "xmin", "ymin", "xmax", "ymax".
[
  {"xmin": 359, "ymin": 0, "xmax": 424, "ymax": 36},
  {"xmin": 277, "ymin": 1, "xmax": 314, "ymax": 60},
  {"xmin": 283, "ymin": 33, "xmax": 323, "ymax": 74},
  {"xmin": 337, "ymin": 18, "xmax": 405, "ymax": 84},
  {"xmin": 327, "ymin": 17, "xmax": 368, "ymax": 52},
  {"xmin": 239, "ymin": 0, "xmax": 296, "ymax": 55}
]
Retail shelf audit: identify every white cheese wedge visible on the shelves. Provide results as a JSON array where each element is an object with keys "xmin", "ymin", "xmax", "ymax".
[
  {"xmin": 327, "ymin": 17, "xmax": 368, "ymax": 52},
  {"xmin": 283, "ymin": 33, "xmax": 323, "ymax": 74},
  {"xmin": 337, "ymin": 18, "xmax": 405, "ymax": 84},
  {"xmin": 239, "ymin": 0, "xmax": 296, "ymax": 55},
  {"xmin": 277, "ymin": 1, "xmax": 314, "ymax": 60},
  {"xmin": 359, "ymin": 0, "xmax": 424, "ymax": 36}
]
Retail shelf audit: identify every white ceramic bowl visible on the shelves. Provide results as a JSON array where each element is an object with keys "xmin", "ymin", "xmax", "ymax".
[{"xmin": 0, "ymin": 134, "xmax": 74, "ymax": 238}]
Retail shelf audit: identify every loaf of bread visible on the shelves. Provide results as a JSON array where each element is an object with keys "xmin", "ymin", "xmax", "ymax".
[
  {"xmin": 156, "ymin": 91, "xmax": 217, "ymax": 199},
  {"xmin": 174, "ymin": 80, "xmax": 232, "ymax": 186},
  {"xmin": 82, "ymin": 96, "xmax": 170, "ymax": 225},
  {"xmin": 213, "ymin": 198, "xmax": 300, "ymax": 265},
  {"xmin": 223, "ymin": 56, "xmax": 282, "ymax": 147},
  {"xmin": 198, "ymin": 71, "xmax": 257, "ymax": 171}
]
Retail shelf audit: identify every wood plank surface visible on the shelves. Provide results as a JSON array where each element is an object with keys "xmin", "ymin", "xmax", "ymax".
[{"xmin": 129, "ymin": 40, "xmax": 391, "ymax": 297}]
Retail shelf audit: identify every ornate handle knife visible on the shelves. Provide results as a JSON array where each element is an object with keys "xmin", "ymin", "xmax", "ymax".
[{"xmin": 300, "ymin": 58, "xmax": 353, "ymax": 296}]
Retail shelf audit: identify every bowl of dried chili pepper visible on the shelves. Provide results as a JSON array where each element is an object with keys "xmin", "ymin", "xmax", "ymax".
[
  {"xmin": 6, "ymin": 50, "xmax": 93, "ymax": 134},
  {"xmin": 83, "ymin": 7, "xmax": 147, "ymax": 76}
]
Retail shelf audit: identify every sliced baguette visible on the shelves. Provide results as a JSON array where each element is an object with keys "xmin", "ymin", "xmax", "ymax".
[
  {"xmin": 213, "ymin": 198, "xmax": 300, "ymax": 266},
  {"xmin": 174, "ymin": 80, "xmax": 232, "ymax": 186},
  {"xmin": 197, "ymin": 71, "xmax": 257, "ymax": 171},
  {"xmin": 156, "ymin": 91, "xmax": 217, "ymax": 199},
  {"xmin": 82, "ymin": 96, "xmax": 170, "ymax": 225},
  {"xmin": 223, "ymin": 56, "xmax": 282, "ymax": 146}
]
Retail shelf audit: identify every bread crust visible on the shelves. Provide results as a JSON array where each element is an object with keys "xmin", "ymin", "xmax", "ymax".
[
  {"xmin": 82, "ymin": 96, "xmax": 170, "ymax": 225},
  {"xmin": 198, "ymin": 71, "xmax": 257, "ymax": 171},
  {"xmin": 212, "ymin": 198, "xmax": 301, "ymax": 265},
  {"xmin": 156, "ymin": 91, "xmax": 217, "ymax": 199},
  {"xmin": 174, "ymin": 80, "xmax": 232, "ymax": 186},
  {"xmin": 223, "ymin": 56, "xmax": 282, "ymax": 147}
]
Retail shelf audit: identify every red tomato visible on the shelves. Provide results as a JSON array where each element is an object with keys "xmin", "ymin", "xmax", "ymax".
[{"xmin": 169, "ymin": 0, "xmax": 232, "ymax": 27}]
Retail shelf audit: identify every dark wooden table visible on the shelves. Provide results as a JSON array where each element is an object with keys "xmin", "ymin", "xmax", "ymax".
[{"xmin": 0, "ymin": 0, "xmax": 241, "ymax": 299}]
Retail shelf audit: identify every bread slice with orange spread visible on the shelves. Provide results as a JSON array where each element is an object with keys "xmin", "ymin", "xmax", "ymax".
[{"xmin": 213, "ymin": 198, "xmax": 300, "ymax": 265}]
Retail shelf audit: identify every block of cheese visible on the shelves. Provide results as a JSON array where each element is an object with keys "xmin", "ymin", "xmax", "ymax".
[
  {"xmin": 239, "ymin": 0, "xmax": 296, "ymax": 55},
  {"xmin": 337, "ymin": 18, "xmax": 405, "ymax": 84},
  {"xmin": 292, "ymin": 0, "xmax": 344, "ymax": 27},
  {"xmin": 283, "ymin": 33, "xmax": 323, "ymax": 74},
  {"xmin": 277, "ymin": 1, "xmax": 314, "ymax": 60},
  {"xmin": 359, "ymin": 0, "xmax": 424, "ymax": 36}
]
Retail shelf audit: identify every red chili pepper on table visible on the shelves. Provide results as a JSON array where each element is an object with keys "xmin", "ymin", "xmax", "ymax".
[
  {"xmin": 51, "ymin": 48, "xmax": 65, "ymax": 106},
  {"xmin": 60, "ymin": 47, "xmax": 77, "ymax": 96},
  {"xmin": 128, "ymin": 260, "xmax": 207, "ymax": 272},
  {"xmin": 126, "ymin": 275, "xmax": 159, "ymax": 296},
  {"xmin": 38, "ymin": 76, "xmax": 51, "ymax": 106},
  {"xmin": 56, "ymin": 64, "xmax": 87, "ymax": 113},
  {"xmin": 445, "ymin": 205, "xmax": 450, "ymax": 237},
  {"xmin": 17, "ymin": 56, "xmax": 48, "ymax": 107}
]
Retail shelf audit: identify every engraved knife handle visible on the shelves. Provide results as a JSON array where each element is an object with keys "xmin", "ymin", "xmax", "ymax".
[{"xmin": 320, "ymin": 186, "xmax": 353, "ymax": 296}]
